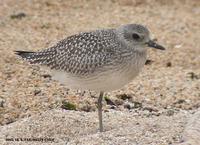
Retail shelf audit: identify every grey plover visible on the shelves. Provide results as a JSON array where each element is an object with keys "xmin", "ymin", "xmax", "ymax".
[{"xmin": 15, "ymin": 24, "xmax": 165, "ymax": 132}]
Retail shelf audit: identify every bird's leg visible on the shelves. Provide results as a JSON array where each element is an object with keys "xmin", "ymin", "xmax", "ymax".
[{"xmin": 98, "ymin": 91, "xmax": 104, "ymax": 132}]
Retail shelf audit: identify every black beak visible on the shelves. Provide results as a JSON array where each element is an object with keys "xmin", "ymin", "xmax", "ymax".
[{"xmin": 146, "ymin": 40, "xmax": 165, "ymax": 50}]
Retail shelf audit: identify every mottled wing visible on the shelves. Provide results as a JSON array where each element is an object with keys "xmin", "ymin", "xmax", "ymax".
[{"xmin": 16, "ymin": 30, "xmax": 119, "ymax": 75}]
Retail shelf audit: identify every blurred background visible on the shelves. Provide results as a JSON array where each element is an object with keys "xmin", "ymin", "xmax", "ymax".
[{"xmin": 0, "ymin": 1, "xmax": 199, "ymax": 142}]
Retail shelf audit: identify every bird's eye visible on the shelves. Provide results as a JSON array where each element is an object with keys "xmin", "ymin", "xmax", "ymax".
[{"xmin": 132, "ymin": 33, "xmax": 140, "ymax": 40}]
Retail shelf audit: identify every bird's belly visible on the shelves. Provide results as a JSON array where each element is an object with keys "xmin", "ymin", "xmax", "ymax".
[
  {"xmin": 51, "ymin": 70, "xmax": 136, "ymax": 91},
  {"xmin": 51, "ymin": 58, "xmax": 146, "ymax": 92}
]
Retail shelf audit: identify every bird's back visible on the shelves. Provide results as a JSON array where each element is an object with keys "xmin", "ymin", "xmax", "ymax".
[{"xmin": 17, "ymin": 30, "xmax": 121, "ymax": 74}]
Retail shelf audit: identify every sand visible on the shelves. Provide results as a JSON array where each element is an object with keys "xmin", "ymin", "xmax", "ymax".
[{"xmin": 0, "ymin": 0, "xmax": 200, "ymax": 144}]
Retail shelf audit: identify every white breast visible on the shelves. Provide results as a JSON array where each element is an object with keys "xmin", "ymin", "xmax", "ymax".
[{"xmin": 50, "ymin": 52, "xmax": 147, "ymax": 92}]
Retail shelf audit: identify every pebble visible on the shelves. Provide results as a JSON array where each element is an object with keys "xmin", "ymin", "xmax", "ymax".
[
  {"xmin": 166, "ymin": 62, "xmax": 172, "ymax": 67},
  {"xmin": 0, "ymin": 98, "xmax": 5, "ymax": 107},
  {"xmin": 79, "ymin": 103, "xmax": 95, "ymax": 112},
  {"xmin": 187, "ymin": 72, "xmax": 199, "ymax": 80},
  {"xmin": 116, "ymin": 94, "xmax": 132, "ymax": 100},
  {"xmin": 105, "ymin": 96, "xmax": 116, "ymax": 106},
  {"xmin": 34, "ymin": 89, "xmax": 42, "ymax": 96},
  {"xmin": 10, "ymin": 12, "xmax": 26, "ymax": 19},
  {"xmin": 145, "ymin": 59, "xmax": 154, "ymax": 65},
  {"xmin": 143, "ymin": 106, "xmax": 158, "ymax": 112},
  {"xmin": 165, "ymin": 109, "xmax": 175, "ymax": 116},
  {"xmin": 114, "ymin": 99, "xmax": 124, "ymax": 106},
  {"xmin": 124, "ymin": 101, "xmax": 142, "ymax": 110}
]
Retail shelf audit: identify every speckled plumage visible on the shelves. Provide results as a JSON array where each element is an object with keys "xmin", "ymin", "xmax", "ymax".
[
  {"xmin": 15, "ymin": 24, "xmax": 152, "ymax": 91},
  {"xmin": 19, "ymin": 30, "xmax": 122, "ymax": 74},
  {"xmin": 15, "ymin": 24, "xmax": 165, "ymax": 132}
]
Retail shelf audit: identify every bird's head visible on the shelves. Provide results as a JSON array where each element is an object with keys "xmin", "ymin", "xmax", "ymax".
[{"xmin": 117, "ymin": 24, "xmax": 165, "ymax": 52}]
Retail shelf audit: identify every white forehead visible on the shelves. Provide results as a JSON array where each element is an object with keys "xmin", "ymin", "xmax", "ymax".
[{"xmin": 121, "ymin": 24, "xmax": 150, "ymax": 35}]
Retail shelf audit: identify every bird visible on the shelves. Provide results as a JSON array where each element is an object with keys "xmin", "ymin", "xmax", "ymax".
[{"xmin": 15, "ymin": 24, "xmax": 165, "ymax": 132}]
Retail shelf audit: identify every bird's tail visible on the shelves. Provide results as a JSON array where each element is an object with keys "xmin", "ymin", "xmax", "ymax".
[
  {"xmin": 15, "ymin": 47, "xmax": 58, "ymax": 68},
  {"xmin": 15, "ymin": 50, "xmax": 35, "ymax": 59},
  {"xmin": 15, "ymin": 50, "xmax": 48, "ymax": 64}
]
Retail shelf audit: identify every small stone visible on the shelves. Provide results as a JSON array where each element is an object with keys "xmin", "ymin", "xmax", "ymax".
[
  {"xmin": 136, "ymin": 122, "xmax": 140, "ymax": 125},
  {"xmin": 109, "ymin": 105, "xmax": 116, "ymax": 109},
  {"xmin": 116, "ymin": 94, "xmax": 132, "ymax": 100},
  {"xmin": 79, "ymin": 104, "xmax": 95, "ymax": 112},
  {"xmin": 104, "ymin": 96, "xmax": 115, "ymax": 106},
  {"xmin": 145, "ymin": 59, "xmax": 153, "ymax": 65},
  {"xmin": 143, "ymin": 110, "xmax": 151, "ymax": 117},
  {"xmin": 114, "ymin": 99, "xmax": 124, "ymax": 106},
  {"xmin": 132, "ymin": 101, "xmax": 142, "ymax": 108},
  {"xmin": 10, "ymin": 12, "xmax": 26, "ymax": 19},
  {"xmin": 165, "ymin": 109, "xmax": 175, "ymax": 116},
  {"xmin": 41, "ymin": 23, "xmax": 51, "ymax": 29},
  {"xmin": 124, "ymin": 103, "xmax": 131, "ymax": 110},
  {"xmin": 124, "ymin": 101, "xmax": 142, "ymax": 110},
  {"xmin": 166, "ymin": 62, "xmax": 172, "ymax": 67},
  {"xmin": 0, "ymin": 98, "xmax": 5, "ymax": 107},
  {"xmin": 174, "ymin": 44, "xmax": 182, "ymax": 48},
  {"xmin": 5, "ymin": 118, "xmax": 15, "ymax": 125},
  {"xmin": 34, "ymin": 89, "xmax": 41, "ymax": 96},
  {"xmin": 143, "ymin": 106, "xmax": 158, "ymax": 112},
  {"xmin": 152, "ymin": 112, "xmax": 161, "ymax": 116},
  {"xmin": 41, "ymin": 74, "xmax": 52, "ymax": 79},
  {"xmin": 187, "ymin": 72, "xmax": 199, "ymax": 80},
  {"xmin": 174, "ymin": 99, "xmax": 186, "ymax": 104}
]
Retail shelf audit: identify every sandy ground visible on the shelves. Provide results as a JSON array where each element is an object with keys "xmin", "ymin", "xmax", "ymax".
[{"xmin": 0, "ymin": 0, "xmax": 200, "ymax": 145}]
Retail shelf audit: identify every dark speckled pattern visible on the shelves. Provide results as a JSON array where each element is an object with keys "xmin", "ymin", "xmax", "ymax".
[{"xmin": 16, "ymin": 24, "xmax": 149, "ymax": 77}]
